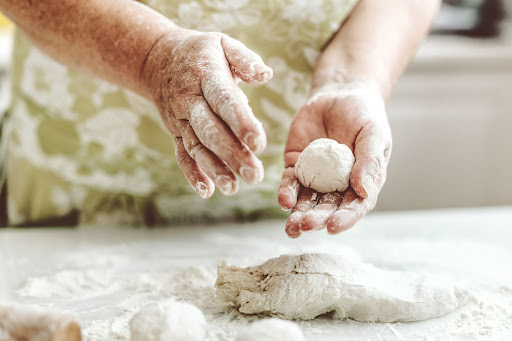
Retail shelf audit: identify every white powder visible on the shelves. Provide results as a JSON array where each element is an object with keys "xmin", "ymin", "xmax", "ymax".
[
  {"xmin": 235, "ymin": 318, "xmax": 305, "ymax": 341},
  {"xmin": 13, "ymin": 251, "xmax": 512, "ymax": 340}
]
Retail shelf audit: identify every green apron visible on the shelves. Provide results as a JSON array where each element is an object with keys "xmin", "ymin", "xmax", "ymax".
[{"xmin": 4, "ymin": 0, "xmax": 358, "ymax": 226}]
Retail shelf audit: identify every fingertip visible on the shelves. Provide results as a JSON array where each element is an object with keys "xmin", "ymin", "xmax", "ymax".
[
  {"xmin": 301, "ymin": 211, "xmax": 328, "ymax": 232},
  {"xmin": 285, "ymin": 212, "xmax": 302, "ymax": 238},
  {"xmin": 326, "ymin": 210, "xmax": 355, "ymax": 234},
  {"xmin": 285, "ymin": 223, "xmax": 301, "ymax": 238},
  {"xmin": 326, "ymin": 214, "xmax": 340, "ymax": 234},
  {"xmin": 195, "ymin": 181, "xmax": 214, "ymax": 199},
  {"xmin": 277, "ymin": 191, "xmax": 296, "ymax": 211},
  {"xmin": 244, "ymin": 131, "xmax": 267, "ymax": 155},
  {"xmin": 216, "ymin": 175, "xmax": 239, "ymax": 196},
  {"xmin": 251, "ymin": 63, "xmax": 273, "ymax": 85},
  {"xmin": 239, "ymin": 163, "xmax": 264, "ymax": 186}
]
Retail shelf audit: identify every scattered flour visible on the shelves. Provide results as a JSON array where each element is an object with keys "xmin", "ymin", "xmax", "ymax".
[
  {"xmin": 295, "ymin": 139, "xmax": 355, "ymax": 193},
  {"xmin": 235, "ymin": 318, "xmax": 305, "ymax": 341},
  {"xmin": 13, "ymin": 250, "xmax": 512, "ymax": 340}
]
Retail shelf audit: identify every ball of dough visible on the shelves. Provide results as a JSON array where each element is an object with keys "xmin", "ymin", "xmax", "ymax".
[
  {"xmin": 129, "ymin": 299, "xmax": 208, "ymax": 341},
  {"xmin": 235, "ymin": 318, "xmax": 305, "ymax": 341},
  {"xmin": 295, "ymin": 138, "xmax": 355, "ymax": 193}
]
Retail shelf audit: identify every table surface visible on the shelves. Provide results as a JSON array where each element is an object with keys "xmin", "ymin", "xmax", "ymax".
[{"xmin": 1, "ymin": 207, "xmax": 512, "ymax": 340}]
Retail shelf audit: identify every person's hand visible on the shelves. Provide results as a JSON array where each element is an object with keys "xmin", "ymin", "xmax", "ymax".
[
  {"xmin": 141, "ymin": 29, "xmax": 272, "ymax": 198},
  {"xmin": 278, "ymin": 82, "xmax": 392, "ymax": 237}
]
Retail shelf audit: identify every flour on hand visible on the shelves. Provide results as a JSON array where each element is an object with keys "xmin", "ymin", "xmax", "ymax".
[
  {"xmin": 295, "ymin": 139, "xmax": 355, "ymax": 193},
  {"xmin": 235, "ymin": 318, "xmax": 305, "ymax": 341},
  {"xmin": 216, "ymin": 253, "xmax": 468, "ymax": 322},
  {"xmin": 129, "ymin": 299, "xmax": 208, "ymax": 341}
]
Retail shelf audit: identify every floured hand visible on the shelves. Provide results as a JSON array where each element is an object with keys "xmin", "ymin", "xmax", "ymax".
[
  {"xmin": 141, "ymin": 29, "xmax": 272, "ymax": 198},
  {"xmin": 278, "ymin": 82, "xmax": 392, "ymax": 237}
]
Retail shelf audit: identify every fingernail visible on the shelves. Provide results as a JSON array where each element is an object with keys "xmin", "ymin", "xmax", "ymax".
[
  {"xmin": 252, "ymin": 63, "xmax": 273, "ymax": 83},
  {"xmin": 253, "ymin": 63, "xmax": 272, "ymax": 75},
  {"xmin": 217, "ymin": 175, "xmax": 238, "ymax": 196},
  {"xmin": 195, "ymin": 182, "xmax": 210, "ymax": 199},
  {"xmin": 245, "ymin": 132, "xmax": 266, "ymax": 154},
  {"xmin": 239, "ymin": 165, "xmax": 263, "ymax": 185}
]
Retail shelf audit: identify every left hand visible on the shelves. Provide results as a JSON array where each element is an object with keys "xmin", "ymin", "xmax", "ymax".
[{"xmin": 278, "ymin": 82, "xmax": 392, "ymax": 237}]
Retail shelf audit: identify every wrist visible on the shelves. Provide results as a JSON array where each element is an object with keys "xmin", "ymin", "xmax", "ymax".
[
  {"xmin": 138, "ymin": 25, "xmax": 193, "ymax": 100},
  {"xmin": 311, "ymin": 50, "xmax": 392, "ymax": 101}
]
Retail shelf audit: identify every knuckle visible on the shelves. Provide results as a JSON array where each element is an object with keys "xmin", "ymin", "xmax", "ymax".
[
  {"xmin": 174, "ymin": 142, "xmax": 189, "ymax": 169},
  {"xmin": 188, "ymin": 140, "xmax": 205, "ymax": 159}
]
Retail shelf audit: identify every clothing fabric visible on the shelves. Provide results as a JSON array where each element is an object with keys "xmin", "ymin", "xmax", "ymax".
[{"xmin": 4, "ymin": 0, "xmax": 358, "ymax": 226}]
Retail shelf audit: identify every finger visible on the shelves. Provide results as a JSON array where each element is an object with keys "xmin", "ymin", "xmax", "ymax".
[
  {"xmin": 174, "ymin": 137, "xmax": 215, "ymax": 199},
  {"xmin": 177, "ymin": 120, "xmax": 239, "ymax": 196},
  {"xmin": 326, "ymin": 185, "xmax": 379, "ymax": 235},
  {"xmin": 159, "ymin": 108, "xmax": 216, "ymax": 198},
  {"xmin": 301, "ymin": 192, "xmax": 343, "ymax": 232},
  {"xmin": 285, "ymin": 211, "xmax": 302, "ymax": 239},
  {"xmin": 284, "ymin": 187, "xmax": 317, "ymax": 238},
  {"xmin": 277, "ymin": 167, "xmax": 300, "ymax": 211},
  {"xmin": 188, "ymin": 98, "xmax": 264, "ymax": 185},
  {"xmin": 350, "ymin": 124, "xmax": 391, "ymax": 199},
  {"xmin": 221, "ymin": 34, "xmax": 273, "ymax": 86},
  {"xmin": 201, "ymin": 77, "xmax": 266, "ymax": 154}
]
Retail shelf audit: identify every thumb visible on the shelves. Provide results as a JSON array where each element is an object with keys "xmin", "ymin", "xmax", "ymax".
[{"xmin": 221, "ymin": 34, "xmax": 273, "ymax": 86}]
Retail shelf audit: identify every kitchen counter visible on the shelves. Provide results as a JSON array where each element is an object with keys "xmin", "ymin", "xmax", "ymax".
[{"xmin": 1, "ymin": 207, "xmax": 511, "ymax": 340}]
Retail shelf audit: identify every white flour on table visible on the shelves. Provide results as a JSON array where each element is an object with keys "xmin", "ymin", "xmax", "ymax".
[{"xmin": 13, "ymin": 248, "xmax": 512, "ymax": 341}]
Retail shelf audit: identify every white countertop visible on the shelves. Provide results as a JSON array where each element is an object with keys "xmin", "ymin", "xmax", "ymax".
[{"xmin": 1, "ymin": 207, "xmax": 512, "ymax": 340}]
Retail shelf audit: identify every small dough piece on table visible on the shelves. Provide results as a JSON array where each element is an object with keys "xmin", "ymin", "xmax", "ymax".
[
  {"xmin": 129, "ymin": 299, "xmax": 208, "ymax": 341},
  {"xmin": 295, "ymin": 138, "xmax": 355, "ymax": 193},
  {"xmin": 235, "ymin": 318, "xmax": 305, "ymax": 341},
  {"xmin": 216, "ymin": 253, "xmax": 468, "ymax": 322},
  {"xmin": 0, "ymin": 303, "xmax": 81, "ymax": 341}
]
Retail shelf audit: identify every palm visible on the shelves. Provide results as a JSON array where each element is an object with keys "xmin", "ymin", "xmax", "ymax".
[
  {"xmin": 285, "ymin": 96, "xmax": 364, "ymax": 167},
  {"xmin": 278, "ymin": 91, "xmax": 391, "ymax": 237}
]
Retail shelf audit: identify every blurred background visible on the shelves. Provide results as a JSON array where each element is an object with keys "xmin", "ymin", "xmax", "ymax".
[
  {"xmin": 378, "ymin": 0, "xmax": 512, "ymax": 211},
  {"xmin": 0, "ymin": 0, "xmax": 511, "ymax": 213}
]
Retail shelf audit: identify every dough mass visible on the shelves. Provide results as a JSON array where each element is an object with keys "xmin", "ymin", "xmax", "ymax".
[
  {"xmin": 216, "ymin": 254, "xmax": 468, "ymax": 322},
  {"xmin": 295, "ymin": 138, "xmax": 355, "ymax": 193}
]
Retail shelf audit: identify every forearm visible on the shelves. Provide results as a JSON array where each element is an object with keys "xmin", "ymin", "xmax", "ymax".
[
  {"xmin": 313, "ymin": 0, "xmax": 440, "ymax": 99},
  {"xmin": 0, "ymin": 0, "xmax": 179, "ymax": 98}
]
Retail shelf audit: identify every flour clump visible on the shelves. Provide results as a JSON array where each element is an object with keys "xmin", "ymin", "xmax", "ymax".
[
  {"xmin": 216, "ymin": 253, "xmax": 468, "ymax": 322},
  {"xmin": 235, "ymin": 318, "xmax": 305, "ymax": 341},
  {"xmin": 295, "ymin": 138, "xmax": 355, "ymax": 193},
  {"xmin": 129, "ymin": 299, "xmax": 208, "ymax": 341}
]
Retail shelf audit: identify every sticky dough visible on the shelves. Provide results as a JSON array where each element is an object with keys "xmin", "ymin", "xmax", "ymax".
[
  {"xmin": 216, "ymin": 253, "xmax": 468, "ymax": 322},
  {"xmin": 295, "ymin": 139, "xmax": 355, "ymax": 193}
]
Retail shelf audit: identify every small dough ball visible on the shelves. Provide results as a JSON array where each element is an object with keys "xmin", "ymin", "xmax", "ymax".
[
  {"xmin": 235, "ymin": 318, "xmax": 305, "ymax": 341},
  {"xmin": 295, "ymin": 138, "xmax": 355, "ymax": 193},
  {"xmin": 129, "ymin": 299, "xmax": 208, "ymax": 341}
]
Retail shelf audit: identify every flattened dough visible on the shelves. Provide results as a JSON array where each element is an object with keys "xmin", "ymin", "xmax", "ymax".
[{"xmin": 216, "ymin": 253, "xmax": 468, "ymax": 322}]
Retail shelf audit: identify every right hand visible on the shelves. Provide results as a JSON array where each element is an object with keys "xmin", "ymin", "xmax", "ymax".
[{"xmin": 141, "ymin": 29, "xmax": 273, "ymax": 198}]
